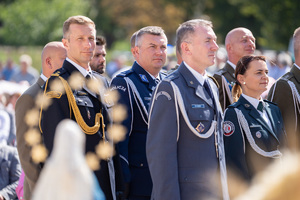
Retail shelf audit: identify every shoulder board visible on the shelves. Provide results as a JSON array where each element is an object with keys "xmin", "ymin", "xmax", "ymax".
[
  {"xmin": 281, "ymin": 72, "xmax": 293, "ymax": 80},
  {"xmin": 163, "ymin": 72, "xmax": 179, "ymax": 83},
  {"xmin": 51, "ymin": 68, "xmax": 67, "ymax": 77},
  {"xmin": 116, "ymin": 69, "xmax": 133, "ymax": 77},
  {"xmin": 227, "ymin": 101, "xmax": 241, "ymax": 108},
  {"xmin": 160, "ymin": 69, "xmax": 168, "ymax": 76},
  {"xmin": 208, "ymin": 75, "xmax": 219, "ymax": 88},
  {"xmin": 263, "ymin": 99, "xmax": 277, "ymax": 106},
  {"xmin": 214, "ymin": 68, "xmax": 227, "ymax": 76}
]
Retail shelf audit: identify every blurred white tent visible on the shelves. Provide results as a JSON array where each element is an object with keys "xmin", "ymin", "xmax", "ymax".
[{"xmin": 0, "ymin": 80, "xmax": 29, "ymax": 95}]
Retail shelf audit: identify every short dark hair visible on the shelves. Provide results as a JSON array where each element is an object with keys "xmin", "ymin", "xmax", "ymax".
[{"xmin": 96, "ymin": 36, "xmax": 106, "ymax": 46}]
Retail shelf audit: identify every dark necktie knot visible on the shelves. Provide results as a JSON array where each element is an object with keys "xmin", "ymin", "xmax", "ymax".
[{"xmin": 257, "ymin": 101, "xmax": 264, "ymax": 112}]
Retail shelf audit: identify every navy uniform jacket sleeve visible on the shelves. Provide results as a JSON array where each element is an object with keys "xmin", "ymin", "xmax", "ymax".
[
  {"xmin": 110, "ymin": 76, "xmax": 132, "ymax": 183},
  {"xmin": 223, "ymin": 107, "xmax": 251, "ymax": 181},
  {"xmin": 146, "ymin": 80, "xmax": 181, "ymax": 200}
]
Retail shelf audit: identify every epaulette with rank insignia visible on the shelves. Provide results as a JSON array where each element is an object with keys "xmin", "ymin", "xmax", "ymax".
[
  {"xmin": 281, "ymin": 72, "xmax": 293, "ymax": 80},
  {"xmin": 51, "ymin": 67, "xmax": 67, "ymax": 77},
  {"xmin": 164, "ymin": 72, "xmax": 179, "ymax": 83},
  {"xmin": 227, "ymin": 101, "xmax": 240, "ymax": 108},
  {"xmin": 116, "ymin": 69, "xmax": 133, "ymax": 77},
  {"xmin": 263, "ymin": 99, "xmax": 278, "ymax": 106}
]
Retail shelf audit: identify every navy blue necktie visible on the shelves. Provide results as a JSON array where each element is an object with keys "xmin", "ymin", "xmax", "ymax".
[{"xmin": 204, "ymin": 79, "xmax": 213, "ymax": 99}]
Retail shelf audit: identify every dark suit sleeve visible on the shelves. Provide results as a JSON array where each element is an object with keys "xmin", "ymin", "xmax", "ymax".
[
  {"xmin": 110, "ymin": 77, "xmax": 132, "ymax": 184},
  {"xmin": 267, "ymin": 80, "xmax": 295, "ymax": 143},
  {"xmin": 213, "ymin": 73, "xmax": 226, "ymax": 111},
  {"xmin": 15, "ymin": 92, "xmax": 41, "ymax": 198},
  {"xmin": 146, "ymin": 81, "xmax": 181, "ymax": 200},
  {"xmin": 40, "ymin": 77, "xmax": 71, "ymax": 155},
  {"xmin": 223, "ymin": 108, "xmax": 251, "ymax": 181}
]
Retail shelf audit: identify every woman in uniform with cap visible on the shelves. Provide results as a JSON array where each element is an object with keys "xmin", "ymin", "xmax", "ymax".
[{"xmin": 223, "ymin": 55, "xmax": 286, "ymax": 182}]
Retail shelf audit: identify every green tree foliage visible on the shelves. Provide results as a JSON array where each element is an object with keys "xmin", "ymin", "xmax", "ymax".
[
  {"xmin": 0, "ymin": 0, "xmax": 89, "ymax": 46},
  {"xmin": 205, "ymin": 0, "xmax": 300, "ymax": 50},
  {"xmin": 89, "ymin": 0, "xmax": 186, "ymax": 47}
]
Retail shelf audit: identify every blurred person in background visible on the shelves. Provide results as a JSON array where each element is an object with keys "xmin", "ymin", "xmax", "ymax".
[
  {"xmin": 213, "ymin": 27, "xmax": 256, "ymax": 111},
  {"xmin": 1, "ymin": 58, "xmax": 18, "ymax": 81},
  {"xmin": 90, "ymin": 36, "xmax": 109, "ymax": 89},
  {"xmin": 90, "ymin": 36, "xmax": 107, "ymax": 75},
  {"xmin": 0, "ymin": 143, "xmax": 21, "ymax": 200},
  {"xmin": 268, "ymin": 51, "xmax": 292, "ymax": 80},
  {"xmin": 11, "ymin": 54, "xmax": 39, "ymax": 85},
  {"xmin": 15, "ymin": 41, "xmax": 66, "ymax": 200}
]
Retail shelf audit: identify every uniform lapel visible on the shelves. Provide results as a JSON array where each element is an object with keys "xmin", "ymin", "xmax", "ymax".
[
  {"xmin": 264, "ymin": 103, "xmax": 280, "ymax": 142},
  {"xmin": 240, "ymin": 96, "xmax": 279, "ymax": 142},
  {"xmin": 223, "ymin": 62, "xmax": 235, "ymax": 82},
  {"xmin": 132, "ymin": 62, "xmax": 156, "ymax": 92},
  {"xmin": 179, "ymin": 63, "xmax": 214, "ymax": 108},
  {"xmin": 291, "ymin": 64, "xmax": 300, "ymax": 84}
]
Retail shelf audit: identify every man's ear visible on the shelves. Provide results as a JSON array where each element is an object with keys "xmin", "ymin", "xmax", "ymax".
[
  {"xmin": 62, "ymin": 38, "xmax": 69, "ymax": 49},
  {"xmin": 181, "ymin": 42, "xmax": 191, "ymax": 55},
  {"xmin": 46, "ymin": 57, "xmax": 52, "ymax": 69}
]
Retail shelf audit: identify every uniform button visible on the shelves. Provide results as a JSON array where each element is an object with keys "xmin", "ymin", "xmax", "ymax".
[
  {"xmin": 184, "ymin": 177, "xmax": 188, "ymax": 181},
  {"xmin": 140, "ymin": 163, "xmax": 143, "ymax": 167}
]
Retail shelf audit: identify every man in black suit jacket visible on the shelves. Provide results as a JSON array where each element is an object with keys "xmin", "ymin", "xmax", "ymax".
[{"xmin": 39, "ymin": 15, "xmax": 121, "ymax": 200}]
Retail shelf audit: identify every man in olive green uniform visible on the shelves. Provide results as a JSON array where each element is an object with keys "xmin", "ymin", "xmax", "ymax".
[
  {"xmin": 213, "ymin": 28, "xmax": 256, "ymax": 111},
  {"xmin": 268, "ymin": 27, "xmax": 300, "ymax": 149}
]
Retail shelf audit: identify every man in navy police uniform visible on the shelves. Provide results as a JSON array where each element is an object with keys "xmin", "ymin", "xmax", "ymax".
[{"xmin": 110, "ymin": 26, "xmax": 168, "ymax": 200}]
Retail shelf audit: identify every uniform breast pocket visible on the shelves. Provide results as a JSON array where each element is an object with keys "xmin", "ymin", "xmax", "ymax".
[
  {"xmin": 75, "ymin": 95, "xmax": 94, "ymax": 108},
  {"xmin": 249, "ymin": 125, "xmax": 270, "ymax": 149},
  {"xmin": 188, "ymin": 106, "xmax": 212, "ymax": 121},
  {"xmin": 74, "ymin": 93, "xmax": 95, "ymax": 123}
]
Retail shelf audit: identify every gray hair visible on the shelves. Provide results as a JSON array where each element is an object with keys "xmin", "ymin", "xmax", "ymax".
[
  {"xmin": 293, "ymin": 27, "xmax": 300, "ymax": 56},
  {"xmin": 176, "ymin": 19, "xmax": 213, "ymax": 55}
]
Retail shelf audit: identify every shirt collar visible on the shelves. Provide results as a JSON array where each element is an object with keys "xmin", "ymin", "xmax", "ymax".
[
  {"xmin": 40, "ymin": 73, "xmax": 47, "ymax": 82},
  {"xmin": 135, "ymin": 61, "xmax": 160, "ymax": 80},
  {"xmin": 183, "ymin": 61, "xmax": 208, "ymax": 85},
  {"xmin": 66, "ymin": 57, "xmax": 91, "ymax": 77},
  {"xmin": 227, "ymin": 60, "xmax": 236, "ymax": 70},
  {"xmin": 242, "ymin": 93, "xmax": 263, "ymax": 109}
]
